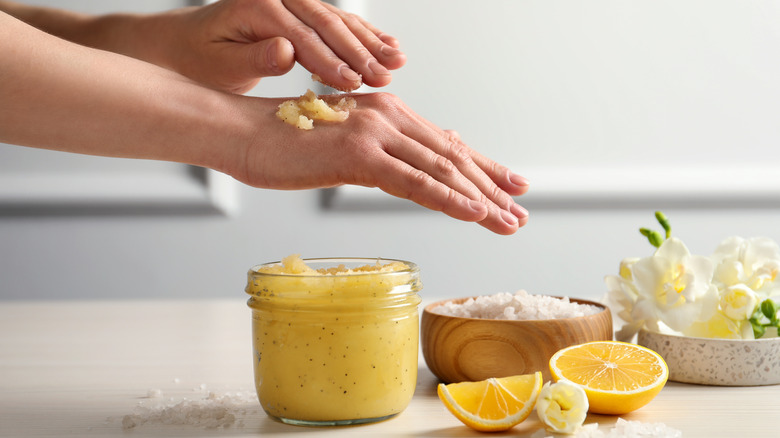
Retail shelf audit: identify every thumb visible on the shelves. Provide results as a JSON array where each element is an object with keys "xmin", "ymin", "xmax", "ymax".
[{"xmin": 247, "ymin": 36, "xmax": 296, "ymax": 78}]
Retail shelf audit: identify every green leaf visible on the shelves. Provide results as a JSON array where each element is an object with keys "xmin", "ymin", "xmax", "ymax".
[{"xmin": 752, "ymin": 320, "xmax": 767, "ymax": 339}]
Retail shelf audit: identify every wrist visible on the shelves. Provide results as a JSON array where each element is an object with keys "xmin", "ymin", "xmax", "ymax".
[
  {"xmin": 211, "ymin": 95, "xmax": 281, "ymax": 186},
  {"xmin": 1, "ymin": 9, "xmax": 261, "ymax": 183}
]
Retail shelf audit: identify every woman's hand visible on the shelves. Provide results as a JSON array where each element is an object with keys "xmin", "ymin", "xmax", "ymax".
[
  {"xmin": 0, "ymin": 0, "xmax": 406, "ymax": 94},
  {"xmin": 166, "ymin": 0, "xmax": 407, "ymax": 93},
  {"xmin": 1, "ymin": 10, "xmax": 527, "ymax": 235},
  {"xmin": 233, "ymin": 93, "xmax": 529, "ymax": 235}
]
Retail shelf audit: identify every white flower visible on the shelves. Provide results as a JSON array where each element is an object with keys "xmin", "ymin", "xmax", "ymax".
[
  {"xmin": 606, "ymin": 234, "xmax": 780, "ymax": 340},
  {"xmin": 719, "ymin": 284, "xmax": 759, "ymax": 321},
  {"xmin": 619, "ymin": 257, "xmax": 639, "ymax": 281},
  {"xmin": 535, "ymin": 380, "xmax": 588, "ymax": 434},
  {"xmin": 605, "ymin": 258, "xmax": 645, "ymax": 341},
  {"xmin": 630, "ymin": 238, "xmax": 719, "ymax": 334},
  {"xmin": 711, "ymin": 237, "xmax": 780, "ymax": 297},
  {"xmin": 684, "ymin": 310, "xmax": 755, "ymax": 339},
  {"xmin": 686, "ymin": 282, "xmax": 763, "ymax": 339}
]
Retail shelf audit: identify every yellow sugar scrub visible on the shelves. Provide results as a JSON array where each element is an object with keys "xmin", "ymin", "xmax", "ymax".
[
  {"xmin": 312, "ymin": 73, "xmax": 362, "ymax": 92},
  {"xmin": 275, "ymin": 89, "xmax": 357, "ymax": 130},
  {"xmin": 245, "ymin": 255, "xmax": 422, "ymax": 426}
]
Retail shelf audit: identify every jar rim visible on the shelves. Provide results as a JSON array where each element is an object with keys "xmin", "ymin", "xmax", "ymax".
[{"xmin": 248, "ymin": 257, "xmax": 419, "ymax": 278}]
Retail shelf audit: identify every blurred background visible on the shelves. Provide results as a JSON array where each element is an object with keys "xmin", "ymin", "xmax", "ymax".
[{"xmin": 2, "ymin": 0, "xmax": 780, "ymax": 302}]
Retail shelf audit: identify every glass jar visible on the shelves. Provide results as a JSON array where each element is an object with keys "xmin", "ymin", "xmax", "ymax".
[{"xmin": 245, "ymin": 257, "xmax": 422, "ymax": 426}]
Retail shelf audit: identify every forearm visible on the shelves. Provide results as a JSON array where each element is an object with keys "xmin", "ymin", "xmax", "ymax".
[
  {"xmin": 0, "ymin": 1, "xmax": 90, "ymax": 38},
  {"xmin": 0, "ymin": 12, "xmax": 256, "ymax": 176},
  {"xmin": 0, "ymin": 1, "xmax": 184, "ymax": 72}
]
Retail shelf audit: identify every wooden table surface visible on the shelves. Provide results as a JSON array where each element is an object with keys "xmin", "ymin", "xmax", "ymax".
[{"xmin": 1, "ymin": 299, "xmax": 778, "ymax": 437}]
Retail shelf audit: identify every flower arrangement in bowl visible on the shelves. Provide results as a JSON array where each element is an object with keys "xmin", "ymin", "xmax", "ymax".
[{"xmin": 605, "ymin": 212, "xmax": 780, "ymax": 386}]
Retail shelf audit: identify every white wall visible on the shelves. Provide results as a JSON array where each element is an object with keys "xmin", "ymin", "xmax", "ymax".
[{"xmin": 2, "ymin": 1, "xmax": 780, "ymax": 303}]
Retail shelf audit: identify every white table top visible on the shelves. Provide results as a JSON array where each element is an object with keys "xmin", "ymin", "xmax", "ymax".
[{"xmin": 1, "ymin": 299, "xmax": 778, "ymax": 437}]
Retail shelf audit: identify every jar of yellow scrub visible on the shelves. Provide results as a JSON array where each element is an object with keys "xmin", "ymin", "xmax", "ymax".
[{"xmin": 246, "ymin": 256, "xmax": 422, "ymax": 426}]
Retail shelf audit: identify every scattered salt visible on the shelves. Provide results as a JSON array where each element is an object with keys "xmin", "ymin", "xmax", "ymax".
[
  {"xmin": 530, "ymin": 418, "xmax": 682, "ymax": 438},
  {"xmin": 121, "ymin": 388, "xmax": 260, "ymax": 430},
  {"xmin": 609, "ymin": 418, "xmax": 682, "ymax": 438},
  {"xmin": 431, "ymin": 290, "xmax": 601, "ymax": 320}
]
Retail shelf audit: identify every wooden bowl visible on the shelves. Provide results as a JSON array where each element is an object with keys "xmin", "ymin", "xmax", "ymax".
[{"xmin": 421, "ymin": 296, "xmax": 613, "ymax": 383}]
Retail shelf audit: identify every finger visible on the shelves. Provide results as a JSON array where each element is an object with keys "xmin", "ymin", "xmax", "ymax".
[
  {"xmin": 283, "ymin": 0, "xmax": 393, "ymax": 88},
  {"xmin": 400, "ymin": 119, "xmax": 527, "ymax": 232},
  {"xmin": 444, "ymin": 136, "xmax": 529, "ymax": 233},
  {"xmin": 410, "ymin": 124, "xmax": 516, "ymax": 209},
  {"xmin": 209, "ymin": 36, "xmax": 295, "ymax": 93},
  {"xmin": 319, "ymin": 2, "xmax": 407, "ymax": 71},
  {"xmin": 244, "ymin": 36, "xmax": 296, "ymax": 77},
  {"xmin": 272, "ymin": 2, "xmax": 362, "ymax": 91},
  {"xmin": 438, "ymin": 128, "xmax": 528, "ymax": 197},
  {"xmin": 381, "ymin": 134, "xmax": 521, "ymax": 235},
  {"xmin": 322, "ymin": 3, "xmax": 398, "ymax": 46},
  {"xmin": 467, "ymin": 146, "xmax": 530, "ymax": 197},
  {"xmin": 351, "ymin": 14, "xmax": 402, "ymax": 48},
  {"xmin": 364, "ymin": 149, "xmax": 490, "ymax": 224},
  {"xmin": 381, "ymin": 135, "xmax": 487, "ymax": 208},
  {"xmin": 465, "ymin": 147, "xmax": 530, "ymax": 231},
  {"xmin": 187, "ymin": 35, "xmax": 295, "ymax": 94}
]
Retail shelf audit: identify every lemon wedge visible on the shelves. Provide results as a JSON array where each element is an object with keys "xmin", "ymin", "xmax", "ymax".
[{"xmin": 437, "ymin": 372, "xmax": 543, "ymax": 432}]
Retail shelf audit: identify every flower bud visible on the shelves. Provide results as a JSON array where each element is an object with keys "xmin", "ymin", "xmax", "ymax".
[
  {"xmin": 536, "ymin": 380, "xmax": 588, "ymax": 434},
  {"xmin": 720, "ymin": 284, "xmax": 758, "ymax": 321},
  {"xmin": 761, "ymin": 299, "xmax": 778, "ymax": 321}
]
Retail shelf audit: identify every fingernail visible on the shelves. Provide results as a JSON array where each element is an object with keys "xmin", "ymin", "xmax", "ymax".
[
  {"xmin": 377, "ymin": 33, "xmax": 400, "ymax": 48},
  {"xmin": 509, "ymin": 172, "xmax": 529, "ymax": 187},
  {"xmin": 266, "ymin": 39, "xmax": 294, "ymax": 73},
  {"xmin": 501, "ymin": 209, "xmax": 519, "ymax": 226},
  {"xmin": 468, "ymin": 199, "xmax": 487, "ymax": 214},
  {"xmin": 368, "ymin": 59, "xmax": 390, "ymax": 76},
  {"xmin": 339, "ymin": 64, "xmax": 362, "ymax": 82},
  {"xmin": 380, "ymin": 45, "xmax": 401, "ymax": 57},
  {"xmin": 510, "ymin": 203, "xmax": 529, "ymax": 218}
]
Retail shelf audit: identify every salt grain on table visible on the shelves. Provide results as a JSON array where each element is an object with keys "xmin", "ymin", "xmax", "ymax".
[
  {"xmin": 529, "ymin": 418, "xmax": 683, "ymax": 438},
  {"xmin": 121, "ymin": 388, "xmax": 260, "ymax": 430}
]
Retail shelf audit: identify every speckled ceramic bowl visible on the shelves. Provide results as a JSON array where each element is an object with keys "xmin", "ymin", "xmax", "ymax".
[{"xmin": 637, "ymin": 329, "xmax": 780, "ymax": 386}]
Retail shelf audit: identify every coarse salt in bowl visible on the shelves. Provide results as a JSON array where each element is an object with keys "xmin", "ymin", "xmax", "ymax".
[
  {"xmin": 422, "ymin": 291, "xmax": 613, "ymax": 383},
  {"xmin": 430, "ymin": 291, "xmax": 603, "ymax": 320}
]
